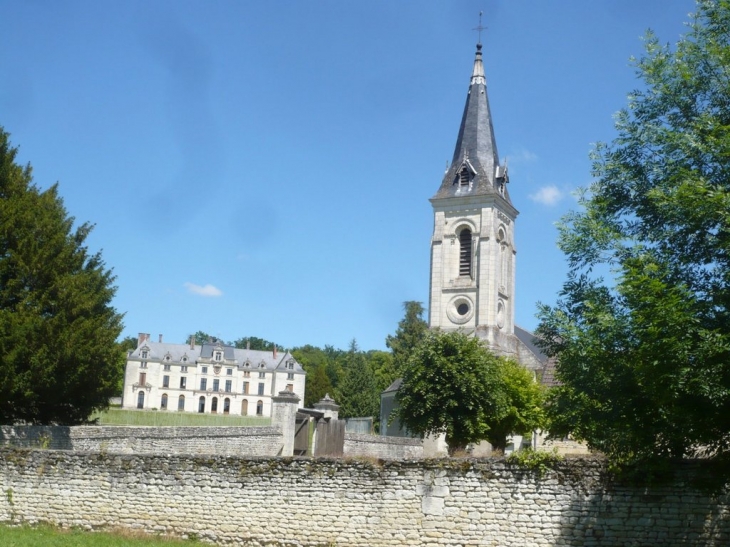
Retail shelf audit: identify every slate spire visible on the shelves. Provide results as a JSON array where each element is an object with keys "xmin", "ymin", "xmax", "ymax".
[{"xmin": 433, "ymin": 42, "xmax": 511, "ymax": 203}]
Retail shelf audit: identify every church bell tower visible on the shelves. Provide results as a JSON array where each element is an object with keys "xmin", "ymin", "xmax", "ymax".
[{"xmin": 428, "ymin": 41, "xmax": 520, "ymax": 356}]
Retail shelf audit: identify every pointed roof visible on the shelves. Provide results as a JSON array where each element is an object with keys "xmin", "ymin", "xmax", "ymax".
[{"xmin": 433, "ymin": 43, "xmax": 512, "ymax": 204}]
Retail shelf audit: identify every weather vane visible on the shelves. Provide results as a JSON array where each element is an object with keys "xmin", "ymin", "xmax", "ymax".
[{"xmin": 472, "ymin": 11, "xmax": 486, "ymax": 44}]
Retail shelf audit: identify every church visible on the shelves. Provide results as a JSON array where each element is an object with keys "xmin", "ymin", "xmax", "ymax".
[
  {"xmin": 381, "ymin": 40, "xmax": 550, "ymax": 437},
  {"xmin": 428, "ymin": 40, "xmax": 545, "ymax": 372}
]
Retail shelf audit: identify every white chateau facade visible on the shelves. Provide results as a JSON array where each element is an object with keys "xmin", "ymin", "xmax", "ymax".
[
  {"xmin": 122, "ymin": 333, "xmax": 306, "ymax": 417},
  {"xmin": 428, "ymin": 42, "xmax": 544, "ymax": 373}
]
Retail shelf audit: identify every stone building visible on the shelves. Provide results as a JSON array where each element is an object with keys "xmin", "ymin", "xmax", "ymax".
[
  {"xmin": 122, "ymin": 333, "xmax": 305, "ymax": 417},
  {"xmin": 428, "ymin": 41, "xmax": 545, "ymax": 373}
]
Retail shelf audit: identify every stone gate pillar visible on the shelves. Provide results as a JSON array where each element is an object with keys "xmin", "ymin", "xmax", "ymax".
[
  {"xmin": 314, "ymin": 393, "xmax": 340, "ymax": 421},
  {"xmin": 271, "ymin": 390, "xmax": 300, "ymax": 457}
]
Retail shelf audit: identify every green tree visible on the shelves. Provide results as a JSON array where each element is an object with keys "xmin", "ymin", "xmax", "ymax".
[
  {"xmin": 232, "ymin": 336, "xmax": 276, "ymax": 351},
  {"xmin": 386, "ymin": 301, "xmax": 428, "ymax": 375},
  {"xmin": 397, "ymin": 331, "xmax": 543, "ymax": 454},
  {"xmin": 189, "ymin": 331, "xmax": 213, "ymax": 345},
  {"xmin": 0, "ymin": 128, "xmax": 124, "ymax": 424},
  {"xmin": 537, "ymin": 1, "xmax": 730, "ymax": 469},
  {"xmin": 337, "ymin": 339, "xmax": 379, "ymax": 420},
  {"xmin": 304, "ymin": 364, "xmax": 334, "ymax": 408},
  {"xmin": 116, "ymin": 335, "xmax": 139, "ymax": 394},
  {"xmin": 368, "ymin": 349, "xmax": 396, "ymax": 393}
]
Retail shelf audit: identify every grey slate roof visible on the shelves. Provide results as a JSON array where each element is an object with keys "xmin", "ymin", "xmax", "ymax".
[
  {"xmin": 433, "ymin": 43, "xmax": 512, "ymax": 205},
  {"xmin": 514, "ymin": 325, "xmax": 548, "ymax": 365},
  {"xmin": 129, "ymin": 339, "xmax": 304, "ymax": 373}
]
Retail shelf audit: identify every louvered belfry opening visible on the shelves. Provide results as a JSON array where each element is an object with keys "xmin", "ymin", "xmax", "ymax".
[
  {"xmin": 459, "ymin": 229, "xmax": 472, "ymax": 277},
  {"xmin": 459, "ymin": 165, "xmax": 470, "ymax": 186}
]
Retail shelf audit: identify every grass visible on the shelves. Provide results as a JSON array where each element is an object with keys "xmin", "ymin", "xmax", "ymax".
[
  {"xmin": 0, "ymin": 524, "xmax": 204, "ymax": 546},
  {"xmin": 91, "ymin": 407, "xmax": 271, "ymax": 427}
]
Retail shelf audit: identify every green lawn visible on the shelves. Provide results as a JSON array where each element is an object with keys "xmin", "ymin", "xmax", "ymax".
[
  {"xmin": 92, "ymin": 407, "xmax": 271, "ymax": 427},
  {"xmin": 0, "ymin": 524, "xmax": 204, "ymax": 546}
]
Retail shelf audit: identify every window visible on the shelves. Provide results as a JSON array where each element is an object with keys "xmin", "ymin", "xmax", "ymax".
[
  {"xmin": 181, "ymin": 365, "xmax": 188, "ymax": 373},
  {"xmin": 212, "ymin": 379, "xmax": 220, "ymax": 392},
  {"xmin": 287, "ymin": 361, "xmax": 294, "ymax": 370},
  {"xmin": 286, "ymin": 384, "xmax": 293, "ymax": 392},
  {"xmin": 178, "ymin": 395, "xmax": 185, "ymax": 411},
  {"xmin": 259, "ymin": 362, "xmax": 266, "ymax": 368},
  {"xmin": 459, "ymin": 228, "xmax": 473, "ymax": 277},
  {"xmin": 141, "ymin": 350, "xmax": 148, "ymax": 359},
  {"xmin": 182, "ymin": 356, "xmax": 188, "ymax": 363},
  {"xmin": 200, "ymin": 378, "xmax": 207, "ymax": 391},
  {"xmin": 223, "ymin": 398, "xmax": 230, "ymax": 415},
  {"xmin": 243, "ymin": 382, "xmax": 249, "ymax": 395},
  {"xmin": 180, "ymin": 377, "xmax": 187, "ymax": 389},
  {"xmin": 163, "ymin": 364, "xmax": 171, "ymax": 371},
  {"xmin": 164, "ymin": 355, "xmax": 171, "ymax": 362},
  {"xmin": 162, "ymin": 375, "xmax": 170, "ymax": 388},
  {"xmin": 201, "ymin": 366, "xmax": 208, "ymax": 374},
  {"xmin": 226, "ymin": 368, "xmax": 233, "ymax": 376},
  {"xmin": 214, "ymin": 351, "xmax": 222, "ymax": 361},
  {"xmin": 198, "ymin": 396, "xmax": 205, "ymax": 413},
  {"xmin": 225, "ymin": 380, "xmax": 232, "ymax": 393},
  {"xmin": 161, "ymin": 393, "xmax": 168, "ymax": 409},
  {"xmin": 287, "ymin": 372, "xmax": 294, "ymax": 380},
  {"xmin": 259, "ymin": 371, "xmax": 266, "ymax": 379},
  {"xmin": 243, "ymin": 371, "xmax": 250, "ymax": 378},
  {"xmin": 458, "ymin": 164, "xmax": 471, "ymax": 187},
  {"xmin": 256, "ymin": 400, "xmax": 263, "ymax": 416},
  {"xmin": 137, "ymin": 391, "xmax": 145, "ymax": 409},
  {"xmin": 140, "ymin": 362, "xmax": 147, "ymax": 369},
  {"xmin": 211, "ymin": 397, "xmax": 218, "ymax": 413},
  {"xmin": 258, "ymin": 382, "xmax": 265, "ymax": 395},
  {"xmin": 139, "ymin": 372, "xmax": 146, "ymax": 386},
  {"xmin": 241, "ymin": 400, "xmax": 249, "ymax": 415}
]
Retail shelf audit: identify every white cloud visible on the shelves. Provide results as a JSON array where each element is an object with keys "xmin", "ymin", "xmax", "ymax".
[
  {"xmin": 184, "ymin": 282, "xmax": 223, "ymax": 297},
  {"xmin": 528, "ymin": 185, "xmax": 563, "ymax": 206}
]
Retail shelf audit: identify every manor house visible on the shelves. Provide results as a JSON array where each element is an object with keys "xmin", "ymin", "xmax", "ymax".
[{"xmin": 122, "ymin": 333, "xmax": 306, "ymax": 417}]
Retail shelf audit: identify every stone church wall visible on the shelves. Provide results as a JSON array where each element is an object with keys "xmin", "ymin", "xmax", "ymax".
[{"xmin": 1, "ymin": 449, "xmax": 728, "ymax": 546}]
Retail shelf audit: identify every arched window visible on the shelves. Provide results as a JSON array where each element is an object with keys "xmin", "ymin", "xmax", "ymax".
[
  {"xmin": 459, "ymin": 228, "xmax": 472, "ymax": 277},
  {"xmin": 178, "ymin": 395, "xmax": 185, "ymax": 411},
  {"xmin": 198, "ymin": 396, "xmax": 205, "ymax": 413},
  {"xmin": 211, "ymin": 397, "xmax": 218, "ymax": 413},
  {"xmin": 137, "ymin": 391, "xmax": 145, "ymax": 409},
  {"xmin": 256, "ymin": 400, "xmax": 264, "ymax": 416},
  {"xmin": 241, "ymin": 400, "xmax": 249, "ymax": 415},
  {"xmin": 223, "ymin": 398, "xmax": 230, "ymax": 415},
  {"xmin": 160, "ymin": 393, "xmax": 168, "ymax": 410}
]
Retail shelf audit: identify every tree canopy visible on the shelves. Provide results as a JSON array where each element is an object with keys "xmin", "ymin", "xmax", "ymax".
[
  {"xmin": 386, "ymin": 301, "xmax": 428, "ymax": 377},
  {"xmin": 537, "ymin": 0, "xmax": 730, "ymax": 470},
  {"xmin": 0, "ymin": 128, "xmax": 124, "ymax": 424},
  {"xmin": 337, "ymin": 339, "xmax": 380, "ymax": 420},
  {"xmin": 396, "ymin": 331, "xmax": 544, "ymax": 453}
]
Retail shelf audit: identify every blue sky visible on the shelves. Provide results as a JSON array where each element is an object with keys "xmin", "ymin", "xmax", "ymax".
[{"xmin": 0, "ymin": 0, "xmax": 696, "ymax": 351}]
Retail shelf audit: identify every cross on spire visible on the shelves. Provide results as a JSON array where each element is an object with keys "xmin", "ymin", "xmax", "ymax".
[{"xmin": 472, "ymin": 11, "xmax": 486, "ymax": 45}]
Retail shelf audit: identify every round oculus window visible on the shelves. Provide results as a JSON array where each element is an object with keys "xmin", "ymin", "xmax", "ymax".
[
  {"xmin": 446, "ymin": 295, "xmax": 474, "ymax": 325},
  {"xmin": 457, "ymin": 303, "xmax": 469, "ymax": 316}
]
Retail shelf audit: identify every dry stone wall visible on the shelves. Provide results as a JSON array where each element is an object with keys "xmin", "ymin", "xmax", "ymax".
[
  {"xmin": 1, "ymin": 448, "xmax": 728, "ymax": 546},
  {"xmin": 0, "ymin": 426, "xmax": 283, "ymax": 456},
  {"xmin": 344, "ymin": 432, "xmax": 423, "ymax": 459}
]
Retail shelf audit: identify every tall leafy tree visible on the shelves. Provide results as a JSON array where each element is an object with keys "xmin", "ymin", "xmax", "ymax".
[
  {"xmin": 232, "ymin": 336, "xmax": 277, "ymax": 351},
  {"xmin": 0, "ymin": 128, "xmax": 124, "ymax": 424},
  {"xmin": 337, "ymin": 339, "xmax": 379, "ymax": 420},
  {"xmin": 537, "ymin": 1, "xmax": 730, "ymax": 469},
  {"xmin": 396, "ymin": 331, "xmax": 543, "ymax": 454},
  {"xmin": 386, "ymin": 301, "xmax": 428, "ymax": 375}
]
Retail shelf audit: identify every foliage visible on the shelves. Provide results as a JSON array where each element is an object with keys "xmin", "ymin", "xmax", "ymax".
[
  {"xmin": 386, "ymin": 301, "xmax": 428, "ymax": 376},
  {"xmin": 396, "ymin": 331, "xmax": 544, "ymax": 454},
  {"xmin": 485, "ymin": 359, "xmax": 546, "ymax": 452},
  {"xmin": 302, "ymin": 363, "xmax": 333, "ymax": 408},
  {"xmin": 368, "ymin": 349, "xmax": 396, "ymax": 393},
  {"xmin": 337, "ymin": 339, "xmax": 380, "ymax": 420},
  {"xmin": 232, "ymin": 336, "xmax": 276, "ymax": 351},
  {"xmin": 0, "ymin": 128, "xmax": 124, "ymax": 425},
  {"xmin": 507, "ymin": 449, "xmax": 563, "ymax": 478},
  {"xmin": 537, "ymin": 1, "xmax": 730, "ymax": 470}
]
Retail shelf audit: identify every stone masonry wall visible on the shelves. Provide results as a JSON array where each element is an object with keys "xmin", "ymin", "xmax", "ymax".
[
  {"xmin": 1, "ymin": 449, "xmax": 728, "ymax": 546},
  {"xmin": 344, "ymin": 432, "xmax": 423, "ymax": 459},
  {"xmin": 0, "ymin": 426, "xmax": 283, "ymax": 456}
]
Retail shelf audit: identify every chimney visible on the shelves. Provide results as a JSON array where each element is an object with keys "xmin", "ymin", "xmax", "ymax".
[
  {"xmin": 246, "ymin": 340, "xmax": 250, "ymax": 350},
  {"xmin": 273, "ymin": 344, "xmax": 278, "ymax": 359},
  {"xmin": 159, "ymin": 334, "xmax": 163, "ymax": 343},
  {"xmin": 137, "ymin": 333, "xmax": 150, "ymax": 348},
  {"xmin": 189, "ymin": 335, "xmax": 195, "ymax": 350}
]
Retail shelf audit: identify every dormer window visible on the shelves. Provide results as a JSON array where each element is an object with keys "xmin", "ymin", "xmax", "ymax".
[
  {"xmin": 244, "ymin": 360, "xmax": 250, "ymax": 368},
  {"xmin": 287, "ymin": 361, "xmax": 294, "ymax": 370},
  {"xmin": 259, "ymin": 362, "xmax": 266, "ymax": 369},
  {"xmin": 454, "ymin": 159, "xmax": 476, "ymax": 188},
  {"xmin": 164, "ymin": 354, "xmax": 171, "ymax": 361},
  {"xmin": 141, "ymin": 350, "xmax": 148, "ymax": 359},
  {"xmin": 214, "ymin": 351, "xmax": 222, "ymax": 361},
  {"xmin": 182, "ymin": 356, "xmax": 188, "ymax": 363}
]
